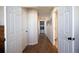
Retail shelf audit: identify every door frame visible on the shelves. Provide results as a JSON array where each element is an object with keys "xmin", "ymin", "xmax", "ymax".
[
  {"xmin": 72, "ymin": 6, "xmax": 75, "ymax": 53},
  {"xmin": 4, "ymin": 6, "xmax": 7, "ymax": 53},
  {"xmin": 40, "ymin": 20, "xmax": 45, "ymax": 33},
  {"xmin": 39, "ymin": 20, "xmax": 45, "ymax": 34},
  {"xmin": 52, "ymin": 7, "xmax": 58, "ymax": 48}
]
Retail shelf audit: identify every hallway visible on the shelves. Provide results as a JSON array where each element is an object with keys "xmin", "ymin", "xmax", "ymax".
[{"xmin": 23, "ymin": 34, "xmax": 58, "ymax": 53}]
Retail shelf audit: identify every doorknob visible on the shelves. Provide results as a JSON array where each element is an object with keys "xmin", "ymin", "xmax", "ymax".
[
  {"xmin": 68, "ymin": 37, "xmax": 72, "ymax": 40},
  {"xmin": 4, "ymin": 38, "xmax": 6, "ymax": 42},
  {"xmin": 26, "ymin": 30, "xmax": 28, "ymax": 32},
  {"xmin": 72, "ymin": 38, "xmax": 75, "ymax": 40},
  {"xmin": 68, "ymin": 37, "xmax": 75, "ymax": 40}
]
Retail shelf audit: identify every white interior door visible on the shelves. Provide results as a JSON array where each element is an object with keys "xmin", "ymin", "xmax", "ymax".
[
  {"xmin": 22, "ymin": 8, "xmax": 28, "ymax": 50},
  {"xmin": 28, "ymin": 10, "xmax": 38, "ymax": 45},
  {"xmin": 6, "ymin": 7, "xmax": 22, "ymax": 53},
  {"xmin": 58, "ymin": 7, "xmax": 73, "ymax": 53}
]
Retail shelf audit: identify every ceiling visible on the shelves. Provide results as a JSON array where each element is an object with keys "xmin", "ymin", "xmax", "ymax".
[
  {"xmin": 35, "ymin": 7, "xmax": 54, "ymax": 16},
  {"xmin": 23, "ymin": 7, "xmax": 54, "ymax": 16}
]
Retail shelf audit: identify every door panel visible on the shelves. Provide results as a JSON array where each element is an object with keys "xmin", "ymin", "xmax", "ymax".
[
  {"xmin": 28, "ymin": 10, "xmax": 38, "ymax": 45},
  {"xmin": 58, "ymin": 7, "xmax": 72, "ymax": 53},
  {"xmin": 6, "ymin": 7, "xmax": 22, "ymax": 53},
  {"xmin": 22, "ymin": 8, "xmax": 28, "ymax": 50}
]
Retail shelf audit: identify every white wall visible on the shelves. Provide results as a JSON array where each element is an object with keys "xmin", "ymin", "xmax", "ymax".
[
  {"xmin": 74, "ymin": 7, "xmax": 79, "ymax": 53},
  {"xmin": 46, "ymin": 19, "xmax": 50, "ymax": 37},
  {"xmin": 0, "ymin": 6, "xmax": 4, "ymax": 25},
  {"xmin": 28, "ymin": 9, "xmax": 38, "ymax": 45},
  {"xmin": 45, "ymin": 16, "xmax": 53, "ymax": 45},
  {"xmin": 6, "ymin": 7, "xmax": 22, "ymax": 53},
  {"xmin": 49, "ymin": 18, "xmax": 53, "ymax": 45},
  {"xmin": 52, "ymin": 8, "xmax": 58, "ymax": 46}
]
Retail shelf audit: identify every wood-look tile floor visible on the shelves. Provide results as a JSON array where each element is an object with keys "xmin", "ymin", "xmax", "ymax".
[{"xmin": 23, "ymin": 33, "xmax": 58, "ymax": 53}]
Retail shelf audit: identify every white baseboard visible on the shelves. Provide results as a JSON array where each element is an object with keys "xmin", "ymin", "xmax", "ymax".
[{"xmin": 28, "ymin": 41, "xmax": 38, "ymax": 45}]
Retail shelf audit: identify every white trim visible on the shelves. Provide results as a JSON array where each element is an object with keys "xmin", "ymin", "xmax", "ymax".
[
  {"xmin": 4, "ymin": 6, "xmax": 7, "ymax": 53},
  {"xmin": 72, "ymin": 6, "xmax": 74, "ymax": 53},
  {"xmin": 28, "ymin": 41, "xmax": 38, "ymax": 45}
]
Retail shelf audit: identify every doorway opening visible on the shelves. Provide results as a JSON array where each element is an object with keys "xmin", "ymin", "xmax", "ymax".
[{"xmin": 40, "ymin": 21, "xmax": 45, "ymax": 34}]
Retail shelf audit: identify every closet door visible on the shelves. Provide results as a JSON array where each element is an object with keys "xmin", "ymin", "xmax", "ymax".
[
  {"xmin": 58, "ymin": 7, "xmax": 73, "ymax": 53},
  {"xmin": 22, "ymin": 8, "xmax": 28, "ymax": 50},
  {"xmin": 6, "ymin": 7, "xmax": 22, "ymax": 53},
  {"xmin": 28, "ymin": 10, "xmax": 38, "ymax": 45}
]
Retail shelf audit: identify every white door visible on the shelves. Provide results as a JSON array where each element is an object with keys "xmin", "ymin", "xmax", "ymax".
[
  {"xmin": 58, "ymin": 7, "xmax": 73, "ymax": 53},
  {"xmin": 6, "ymin": 7, "xmax": 22, "ymax": 52},
  {"xmin": 22, "ymin": 8, "xmax": 28, "ymax": 50},
  {"xmin": 28, "ymin": 10, "xmax": 38, "ymax": 45}
]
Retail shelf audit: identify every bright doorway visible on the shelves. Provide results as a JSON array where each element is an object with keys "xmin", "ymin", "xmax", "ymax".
[{"xmin": 40, "ymin": 21, "xmax": 45, "ymax": 34}]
